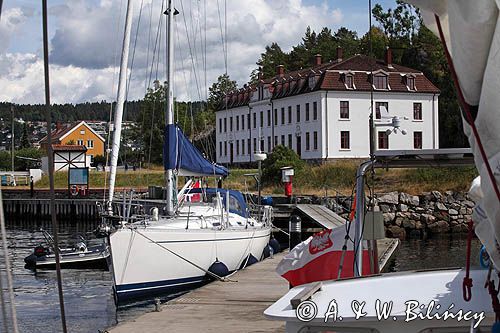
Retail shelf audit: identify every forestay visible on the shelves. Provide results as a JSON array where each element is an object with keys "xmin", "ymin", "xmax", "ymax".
[
  {"xmin": 164, "ymin": 124, "xmax": 228, "ymax": 177},
  {"xmin": 408, "ymin": 0, "xmax": 500, "ymax": 269}
]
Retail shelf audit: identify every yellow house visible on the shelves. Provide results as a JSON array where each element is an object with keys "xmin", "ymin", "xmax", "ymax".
[{"xmin": 39, "ymin": 121, "xmax": 106, "ymax": 162}]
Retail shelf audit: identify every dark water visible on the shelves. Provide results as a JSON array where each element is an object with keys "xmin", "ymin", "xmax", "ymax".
[{"xmin": 1, "ymin": 225, "xmax": 483, "ymax": 333}]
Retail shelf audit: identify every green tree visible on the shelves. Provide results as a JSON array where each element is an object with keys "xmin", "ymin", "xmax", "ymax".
[
  {"xmin": 20, "ymin": 123, "xmax": 30, "ymax": 148},
  {"xmin": 255, "ymin": 43, "xmax": 289, "ymax": 79},
  {"xmin": 207, "ymin": 74, "xmax": 238, "ymax": 111},
  {"xmin": 138, "ymin": 86, "xmax": 166, "ymax": 165}
]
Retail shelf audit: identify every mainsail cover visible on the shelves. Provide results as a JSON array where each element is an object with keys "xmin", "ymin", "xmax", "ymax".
[
  {"xmin": 164, "ymin": 124, "xmax": 228, "ymax": 177},
  {"xmin": 408, "ymin": 0, "xmax": 500, "ymax": 268}
]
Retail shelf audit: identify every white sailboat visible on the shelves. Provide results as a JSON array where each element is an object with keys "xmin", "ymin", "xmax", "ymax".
[
  {"xmin": 265, "ymin": 1, "xmax": 500, "ymax": 332},
  {"xmin": 104, "ymin": 0, "xmax": 272, "ymax": 302}
]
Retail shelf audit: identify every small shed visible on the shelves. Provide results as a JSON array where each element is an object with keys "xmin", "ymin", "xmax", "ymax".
[{"xmin": 41, "ymin": 144, "xmax": 89, "ymax": 172}]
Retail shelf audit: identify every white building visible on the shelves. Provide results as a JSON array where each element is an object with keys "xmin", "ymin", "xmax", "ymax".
[{"xmin": 216, "ymin": 48, "xmax": 440, "ymax": 164}]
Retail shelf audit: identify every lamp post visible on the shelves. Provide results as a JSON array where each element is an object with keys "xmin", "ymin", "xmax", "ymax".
[{"xmin": 254, "ymin": 152, "xmax": 267, "ymax": 222}]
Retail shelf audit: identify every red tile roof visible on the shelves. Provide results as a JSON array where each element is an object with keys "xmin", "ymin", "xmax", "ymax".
[
  {"xmin": 51, "ymin": 144, "xmax": 87, "ymax": 152},
  {"xmin": 218, "ymin": 54, "xmax": 440, "ymax": 110},
  {"xmin": 39, "ymin": 123, "xmax": 73, "ymax": 144}
]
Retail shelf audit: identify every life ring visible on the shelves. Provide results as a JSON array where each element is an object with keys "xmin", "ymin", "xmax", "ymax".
[{"xmin": 70, "ymin": 185, "xmax": 79, "ymax": 196}]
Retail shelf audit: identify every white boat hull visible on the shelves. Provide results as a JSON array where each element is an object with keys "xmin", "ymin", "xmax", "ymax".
[{"xmin": 109, "ymin": 226, "xmax": 271, "ymax": 301}]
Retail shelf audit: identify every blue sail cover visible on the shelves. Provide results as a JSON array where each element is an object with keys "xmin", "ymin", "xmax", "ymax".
[{"xmin": 164, "ymin": 124, "xmax": 228, "ymax": 177}]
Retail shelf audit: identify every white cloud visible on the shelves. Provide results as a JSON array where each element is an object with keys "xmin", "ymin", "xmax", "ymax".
[
  {"xmin": 0, "ymin": 7, "xmax": 31, "ymax": 53},
  {"xmin": 1, "ymin": 0, "xmax": 345, "ymax": 104}
]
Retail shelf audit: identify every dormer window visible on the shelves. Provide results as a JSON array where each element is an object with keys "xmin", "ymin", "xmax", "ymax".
[
  {"xmin": 407, "ymin": 76, "xmax": 416, "ymax": 91},
  {"xmin": 345, "ymin": 74, "xmax": 354, "ymax": 89},
  {"xmin": 308, "ymin": 75, "xmax": 317, "ymax": 89},
  {"xmin": 373, "ymin": 74, "xmax": 388, "ymax": 90}
]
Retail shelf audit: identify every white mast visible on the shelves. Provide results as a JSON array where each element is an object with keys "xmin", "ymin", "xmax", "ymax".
[
  {"xmin": 108, "ymin": 0, "xmax": 134, "ymax": 210},
  {"xmin": 165, "ymin": 0, "xmax": 175, "ymax": 215}
]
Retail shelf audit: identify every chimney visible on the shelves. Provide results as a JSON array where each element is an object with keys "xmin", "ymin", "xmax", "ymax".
[
  {"xmin": 56, "ymin": 121, "xmax": 62, "ymax": 131},
  {"xmin": 276, "ymin": 65, "xmax": 285, "ymax": 77},
  {"xmin": 314, "ymin": 54, "xmax": 322, "ymax": 65},
  {"xmin": 385, "ymin": 47, "xmax": 393, "ymax": 68},
  {"xmin": 336, "ymin": 46, "xmax": 343, "ymax": 62}
]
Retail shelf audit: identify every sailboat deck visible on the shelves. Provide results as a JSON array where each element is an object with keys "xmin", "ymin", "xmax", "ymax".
[{"xmin": 108, "ymin": 239, "xmax": 398, "ymax": 333}]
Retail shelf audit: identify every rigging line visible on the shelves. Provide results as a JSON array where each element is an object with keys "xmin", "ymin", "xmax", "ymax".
[
  {"xmin": 0, "ymin": 194, "xmax": 18, "ymax": 332},
  {"xmin": 147, "ymin": 0, "xmax": 165, "ymax": 87},
  {"xmin": 0, "ymin": 251, "xmax": 8, "ymax": 333},
  {"xmin": 42, "ymin": 1, "xmax": 67, "ymax": 332},
  {"xmin": 130, "ymin": 227, "xmax": 233, "ymax": 282},
  {"xmin": 179, "ymin": 0, "xmax": 203, "ymax": 100},
  {"xmin": 145, "ymin": 0, "xmax": 155, "ymax": 92},
  {"xmin": 125, "ymin": 0, "xmax": 145, "ymax": 98}
]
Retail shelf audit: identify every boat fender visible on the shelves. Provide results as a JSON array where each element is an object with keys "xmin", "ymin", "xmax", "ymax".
[
  {"xmin": 152, "ymin": 207, "xmax": 159, "ymax": 221},
  {"xmin": 207, "ymin": 260, "xmax": 229, "ymax": 280},
  {"xmin": 75, "ymin": 242, "xmax": 87, "ymax": 252},
  {"xmin": 269, "ymin": 238, "xmax": 280, "ymax": 254},
  {"xmin": 34, "ymin": 245, "xmax": 48, "ymax": 257},
  {"xmin": 239, "ymin": 254, "xmax": 258, "ymax": 270},
  {"xmin": 262, "ymin": 244, "xmax": 271, "ymax": 259}
]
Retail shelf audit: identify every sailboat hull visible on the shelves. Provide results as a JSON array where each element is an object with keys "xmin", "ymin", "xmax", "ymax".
[{"xmin": 109, "ymin": 226, "xmax": 272, "ymax": 302}]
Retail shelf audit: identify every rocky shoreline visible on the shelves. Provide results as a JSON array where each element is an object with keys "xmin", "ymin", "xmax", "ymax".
[{"xmin": 306, "ymin": 190, "xmax": 475, "ymax": 239}]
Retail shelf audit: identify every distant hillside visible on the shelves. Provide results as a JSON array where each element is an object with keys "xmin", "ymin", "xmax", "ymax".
[{"xmin": 0, "ymin": 101, "xmax": 142, "ymax": 122}]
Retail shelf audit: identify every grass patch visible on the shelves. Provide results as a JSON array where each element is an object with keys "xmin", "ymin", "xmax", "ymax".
[{"xmin": 31, "ymin": 164, "xmax": 478, "ymax": 195}]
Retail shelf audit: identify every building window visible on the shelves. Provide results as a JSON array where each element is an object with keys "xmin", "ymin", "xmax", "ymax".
[
  {"xmin": 224, "ymin": 118, "xmax": 227, "ymax": 132},
  {"xmin": 296, "ymin": 105, "xmax": 301, "ymax": 122},
  {"xmin": 229, "ymin": 117, "xmax": 232, "ymax": 131},
  {"xmin": 260, "ymin": 139, "xmax": 264, "ymax": 152},
  {"xmin": 373, "ymin": 74, "xmax": 388, "ymax": 90},
  {"xmin": 288, "ymin": 134, "xmax": 292, "ymax": 149},
  {"xmin": 236, "ymin": 140, "xmax": 240, "ymax": 155},
  {"xmin": 260, "ymin": 111, "xmax": 263, "ymax": 127},
  {"xmin": 236, "ymin": 116, "xmax": 239, "ymax": 131},
  {"xmin": 242, "ymin": 139, "xmax": 245, "ymax": 155},
  {"xmin": 219, "ymin": 119, "xmax": 222, "ymax": 133},
  {"xmin": 224, "ymin": 142, "xmax": 227, "ymax": 156},
  {"xmin": 253, "ymin": 138, "xmax": 256, "ymax": 153},
  {"xmin": 247, "ymin": 114, "xmax": 250, "ymax": 130},
  {"xmin": 313, "ymin": 131, "xmax": 318, "ymax": 150},
  {"xmin": 414, "ymin": 131, "xmax": 423, "ymax": 149},
  {"xmin": 340, "ymin": 101, "xmax": 349, "ymax": 119},
  {"xmin": 267, "ymin": 136, "xmax": 271, "ymax": 152},
  {"xmin": 89, "ymin": 154, "xmax": 94, "ymax": 163},
  {"xmin": 407, "ymin": 77, "xmax": 416, "ymax": 90},
  {"xmin": 306, "ymin": 132, "xmax": 310, "ymax": 151},
  {"xmin": 87, "ymin": 139, "xmax": 94, "ymax": 148},
  {"xmin": 77, "ymin": 139, "xmax": 84, "ymax": 146},
  {"xmin": 288, "ymin": 106, "xmax": 292, "ymax": 124},
  {"xmin": 313, "ymin": 102, "xmax": 318, "ymax": 120},
  {"xmin": 378, "ymin": 131, "xmax": 389, "ymax": 149},
  {"xmin": 267, "ymin": 110, "xmax": 271, "ymax": 126},
  {"xmin": 253, "ymin": 113, "xmax": 256, "ymax": 128},
  {"xmin": 80, "ymin": 129, "xmax": 85, "ymax": 135},
  {"xmin": 375, "ymin": 102, "xmax": 388, "ymax": 119},
  {"xmin": 248, "ymin": 139, "xmax": 251, "ymax": 155},
  {"xmin": 305, "ymin": 103, "xmax": 310, "ymax": 121},
  {"xmin": 242, "ymin": 115, "xmax": 245, "ymax": 130},
  {"xmin": 281, "ymin": 107, "xmax": 285, "ymax": 125},
  {"xmin": 281, "ymin": 135, "xmax": 285, "ymax": 146},
  {"xmin": 274, "ymin": 136, "xmax": 278, "ymax": 147},
  {"xmin": 413, "ymin": 102, "xmax": 422, "ymax": 120},
  {"xmin": 219, "ymin": 142, "xmax": 222, "ymax": 155},
  {"xmin": 274, "ymin": 109, "xmax": 278, "ymax": 126},
  {"xmin": 340, "ymin": 131, "xmax": 350, "ymax": 149},
  {"xmin": 345, "ymin": 74, "xmax": 354, "ymax": 89}
]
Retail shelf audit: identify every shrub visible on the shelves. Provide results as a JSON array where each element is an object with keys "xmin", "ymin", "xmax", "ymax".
[{"xmin": 261, "ymin": 145, "xmax": 308, "ymax": 185}]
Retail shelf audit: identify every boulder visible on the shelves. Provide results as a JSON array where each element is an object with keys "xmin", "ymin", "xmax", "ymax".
[
  {"xmin": 436, "ymin": 202, "xmax": 447, "ymax": 211},
  {"xmin": 387, "ymin": 226, "xmax": 406, "ymax": 240},
  {"xmin": 399, "ymin": 203, "xmax": 409, "ymax": 212},
  {"xmin": 431, "ymin": 191, "xmax": 443, "ymax": 201},
  {"xmin": 428, "ymin": 220, "xmax": 450, "ymax": 233},
  {"xmin": 463, "ymin": 200, "xmax": 475, "ymax": 208},
  {"xmin": 383, "ymin": 213, "xmax": 395, "ymax": 224},
  {"xmin": 448, "ymin": 208, "xmax": 459, "ymax": 215},
  {"xmin": 378, "ymin": 192, "xmax": 399, "ymax": 205}
]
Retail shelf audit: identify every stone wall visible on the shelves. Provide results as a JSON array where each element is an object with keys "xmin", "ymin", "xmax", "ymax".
[{"xmin": 376, "ymin": 191, "xmax": 474, "ymax": 239}]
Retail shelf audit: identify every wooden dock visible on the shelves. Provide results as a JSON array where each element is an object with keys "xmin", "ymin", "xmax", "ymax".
[{"xmin": 108, "ymin": 238, "xmax": 399, "ymax": 333}]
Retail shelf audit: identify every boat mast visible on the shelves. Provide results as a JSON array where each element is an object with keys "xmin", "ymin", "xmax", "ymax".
[
  {"xmin": 165, "ymin": 0, "xmax": 175, "ymax": 215},
  {"xmin": 108, "ymin": 0, "xmax": 134, "ymax": 211}
]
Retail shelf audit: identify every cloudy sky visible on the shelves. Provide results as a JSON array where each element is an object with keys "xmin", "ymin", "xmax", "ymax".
[{"xmin": 0, "ymin": 0, "xmax": 395, "ymax": 105}]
